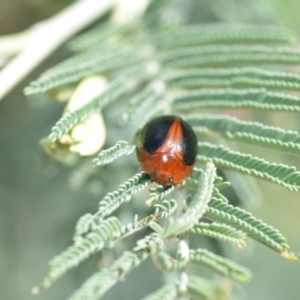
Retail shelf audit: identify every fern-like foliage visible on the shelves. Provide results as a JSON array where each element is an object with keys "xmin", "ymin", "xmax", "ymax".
[
  {"xmin": 186, "ymin": 114, "xmax": 300, "ymax": 156},
  {"xmin": 93, "ymin": 141, "xmax": 135, "ymax": 166},
  {"xmin": 49, "ymin": 78, "xmax": 137, "ymax": 142},
  {"xmin": 154, "ymin": 24, "xmax": 295, "ymax": 49},
  {"xmin": 67, "ymin": 251, "xmax": 148, "ymax": 300},
  {"xmin": 120, "ymin": 82, "xmax": 164, "ymax": 125},
  {"xmin": 24, "ymin": 47, "xmax": 149, "ymax": 95},
  {"xmin": 185, "ymin": 276, "xmax": 230, "ymax": 300},
  {"xmin": 146, "ymin": 181, "xmax": 185, "ymax": 206},
  {"xmin": 25, "ymin": 0, "xmax": 300, "ymax": 299},
  {"xmin": 150, "ymin": 238, "xmax": 190, "ymax": 272},
  {"xmin": 162, "ymin": 162, "xmax": 216, "ymax": 238},
  {"xmin": 33, "ymin": 217, "xmax": 123, "ymax": 293},
  {"xmin": 197, "ymin": 142, "xmax": 300, "ymax": 191},
  {"xmin": 165, "ymin": 67, "xmax": 300, "ymax": 90},
  {"xmin": 160, "ymin": 45, "xmax": 300, "ymax": 69},
  {"xmin": 141, "ymin": 283, "xmax": 178, "ymax": 300},
  {"xmin": 95, "ymin": 172, "xmax": 151, "ymax": 220},
  {"xmin": 172, "ymin": 88, "xmax": 300, "ymax": 112},
  {"xmin": 189, "ymin": 248, "xmax": 252, "ymax": 283},
  {"xmin": 69, "ymin": 22, "xmax": 137, "ymax": 51},
  {"xmin": 190, "ymin": 223, "xmax": 246, "ymax": 247},
  {"xmin": 153, "ymin": 199, "xmax": 178, "ymax": 219},
  {"xmin": 205, "ymin": 198, "xmax": 291, "ymax": 255}
]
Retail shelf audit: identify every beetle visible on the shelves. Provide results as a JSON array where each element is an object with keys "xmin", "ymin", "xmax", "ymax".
[{"xmin": 136, "ymin": 115, "xmax": 198, "ymax": 185}]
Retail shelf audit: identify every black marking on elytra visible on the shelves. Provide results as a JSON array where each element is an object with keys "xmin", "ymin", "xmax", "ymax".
[
  {"xmin": 180, "ymin": 119, "xmax": 198, "ymax": 165},
  {"xmin": 142, "ymin": 115, "xmax": 176, "ymax": 154}
]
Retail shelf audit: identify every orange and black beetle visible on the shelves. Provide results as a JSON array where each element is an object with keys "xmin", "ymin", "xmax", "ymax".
[{"xmin": 136, "ymin": 115, "xmax": 198, "ymax": 185}]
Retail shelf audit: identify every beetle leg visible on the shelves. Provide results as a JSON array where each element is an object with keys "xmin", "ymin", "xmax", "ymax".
[{"xmin": 150, "ymin": 171, "xmax": 158, "ymax": 181}]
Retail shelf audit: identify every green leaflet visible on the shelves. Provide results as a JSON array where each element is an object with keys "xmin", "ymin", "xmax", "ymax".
[
  {"xmin": 48, "ymin": 78, "xmax": 136, "ymax": 142},
  {"xmin": 154, "ymin": 24, "xmax": 295, "ymax": 49},
  {"xmin": 190, "ymin": 222, "xmax": 246, "ymax": 246},
  {"xmin": 189, "ymin": 248, "xmax": 252, "ymax": 283},
  {"xmin": 150, "ymin": 239, "xmax": 189, "ymax": 272},
  {"xmin": 185, "ymin": 276, "xmax": 230, "ymax": 300},
  {"xmin": 187, "ymin": 167, "xmax": 230, "ymax": 189},
  {"xmin": 162, "ymin": 162, "xmax": 216, "ymax": 238},
  {"xmin": 146, "ymin": 182, "xmax": 184, "ymax": 206},
  {"xmin": 32, "ymin": 217, "xmax": 122, "ymax": 293},
  {"xmin": 197, "ymin": 141, "xmax": 300, "ymax": 191},
  {"xmin": 160, "ymin": 45, "xmax": 300, "ymax": 68},
  {"xmin": 205, "ymin": 198, "xmax": 290, "ymax": 254},
  {"xmin": 141, "ymin": 283, "xmax": 178, "ymax": 300},
  {"xmin": 153, "ymin": 199, "xmax": 178, "ymax": 219},
  {"xmin": 67, "ymin": 251, "xmax": 147, "ymax": 300},
  {"xmin": 93, "ymin": 141, "xmax": 135, "ymax": 166},
  {"xmin": 164, "ymin": 67, "xmax": 300, "ymax": 90},
  {"xmin": 186, "ymin": 167, "xmax": 230, "ymax": 202},
  {"xmin": 75, "ymin": 198, "xmax": 177, "ymax": 254},
  {"xmin": 95, "ymin": 172, "xmax": 151, "ymax": 220},
  {"xmin": 134, "ymin": 232, "xmax": 161, "ymax": 252},
  {"xmin": 172, "ymin": 88, "xmax": 300, "ymax": 112},
  {"xmin": 73, "ymin": 213, "xmax": 93, "ymax": 242},
  {"xmin": 143, "ymin": 0, "xmax": 174, "ymax": 19},
  {"xmin": 72, "ymin": 172, "xmax": 150, "ymax": 241},
  {"xmin": 69, "ymin": 22, "xmax": 137, "ymax": 51},
  {"xmin": 120, "ymin": 83, "xmax": 163, "ymax": 125},
  {"xmin": 25, "ymin": 47, "xmax": 147, "ymax": 95},
  {"xmin": 119, "ymin": 201, "xmax": 178, "ymax": 240},
  {"xmin": 185, "ymin": 114, "xmax": 300, "ymax": 156}
]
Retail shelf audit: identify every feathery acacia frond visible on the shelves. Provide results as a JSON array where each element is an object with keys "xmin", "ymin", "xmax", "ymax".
[
  {"xmin": 134, "ymin": 233, "xmax": 161, "ymax": 252},
  {"xmin": 73, "ymin": 213, "xmax": 93, "ymax": 242},
  {"xmin": 187, "ymin": 166, "xmax": 229, "ymax": 189},
  {"xmin": 75, "ymin": 195, "xmax": 178, "ymax": 250},
  {"xmin": 93, "ymin": 141, "xmax": 135, "ymax": 166},
  {"xmin": 197, "ymin": 142, "xmax": 300, "ymax": 191},
  {"xmin": 143, "ymin": 0, "xmax": 174, "ymax": 19},
  {"xmin": 172, "ymin": 88, "xmax": 300, "ymax": 112},
  {"xmin": 146, "ymin": 182, "xmax": 184, "ymax": 206},
  {"xmin": 205, "ymin": 198, "xmax": 290, "ymax": 254},
  {"xmin": 190, "ymin": 223, "xmax": 246, "ymax": 247},
  {"xmin": 141, "ymin": 283, "xmax": 177, "ymax": 300},
  {"xmin": 74, "ymin": 172, "xmax": 152, "ymax": 241},
  {"xmin": 186, "ymin": 163, "xmax": 216, "ymax": 215},
  {"xmin": 95, "ymin": 172, "xmax": 151, "ymax": 221},
  {"xmin": 69, "ymin": 22, "xmax": 137, "ymax": 51},
  {"xmin": 25, "ymin": 47, "xmax": 149, "ymax": 95},
  {"xmin": 189, "ymin": 248, "xmax": 252, "ymax": 283},
  {"xmin": 186, "ymin": 167, "xmax": 230, "ymax": 202},
  {"xmin": 26, "ymin": 1, "xmax": 300, "ymax": 298},
  {"xmin": 162, "ymin": 162, "xmax": 216, "ymax": 238},
  {"xmin": 185, "ymin": 276, "xmax": 230, "ymax": 300},
  {"xmin": 165, "ymin": 67, "xmax": 300, "ymax": 90},
  {"xmin": 150, "ymin": 239, "xmax": 190, "ymax": 272},
  {"xmin": 67, "ymin": 251, "xmax": 147, "ymax": 300},
  {"xmin": 120, "ymin": 82, "xmax": 164, "ymax": 125},
  {"xmin": 154, "ymin": 24, "xmax": 295, "ymax": 49},
  {"xmin": 160, "ymin": 45, "xmax": 300, "ymax": 69},
  {"xmin": 186, "ymin": 114, "xmax": 300, "ymax": 156},
  {"xmin": 115, "ymin": 212, "xmax": 168, "ymax": 242},
  {"xmin": 48, "ymin": 78, "xmax": 136, "ymax": 142},
  {"xmin": 153, "ymin": 199, "xmax": 178, "ymax": 219},
  {"xmin": 33, "ymin": 217, "xmax": 122, "ymax": 293}
]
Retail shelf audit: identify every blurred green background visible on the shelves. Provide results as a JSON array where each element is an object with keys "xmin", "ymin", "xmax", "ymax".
[{"xmin": 0, "ymin": 1, "xmax": 300, "ymax": 299}]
